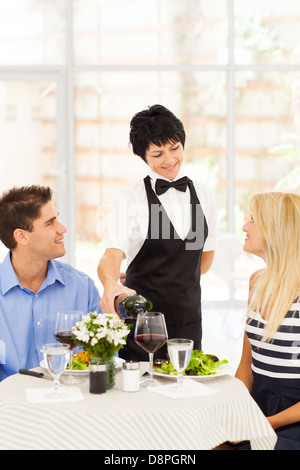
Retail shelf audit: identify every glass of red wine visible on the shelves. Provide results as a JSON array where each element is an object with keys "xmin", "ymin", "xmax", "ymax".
[
  {"xmin": 134, "ymin": 311, "xmax": 168, "ymax": 387},
  {"xmin": 55, "ymin": 310, "xmax": 83, "ymax": 384}
]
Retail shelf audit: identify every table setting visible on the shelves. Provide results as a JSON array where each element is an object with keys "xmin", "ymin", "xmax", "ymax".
[
  {"xmin": 19, "ymin": 310, "xmax": 227, "ymax": 404},
  {"xmin": 0, "ymin": 310, "xmax": 278, "ymax": 450}
]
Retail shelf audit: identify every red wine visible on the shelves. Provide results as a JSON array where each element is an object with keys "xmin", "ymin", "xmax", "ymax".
[
  {"xmin": 135, "ymin": 333, "xmax": 167, "ymax": 354},
  {"xmin": 55, "ymin": 330, "xmax": 76, "ymax": 350}
]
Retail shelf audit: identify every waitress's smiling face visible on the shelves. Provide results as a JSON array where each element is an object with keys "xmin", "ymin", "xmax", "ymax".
[{"xmin": 144, "ymin": 141, "xmax": 184, "ymax": 181}]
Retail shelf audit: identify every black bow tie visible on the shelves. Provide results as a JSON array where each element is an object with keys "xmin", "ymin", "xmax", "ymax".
[{"xmin": 155, "ymin": 177, "xmax": 189, "ymax": 196}]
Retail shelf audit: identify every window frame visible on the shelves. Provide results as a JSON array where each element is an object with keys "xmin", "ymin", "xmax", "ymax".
[{"xmin": 1, "ymin": 0, "xmax": 300, "ymax": 303}]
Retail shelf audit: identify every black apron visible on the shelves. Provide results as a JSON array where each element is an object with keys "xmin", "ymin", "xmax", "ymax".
[{"xmin": 119, "ymin": 175, "xmax": 208, "ymax": 361}]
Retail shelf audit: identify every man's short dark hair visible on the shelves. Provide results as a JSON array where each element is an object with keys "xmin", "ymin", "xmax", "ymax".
[
  {"xmin": 0, "ymin": 185, "xmax": 52, "ymax": 250},
  {"xmin": 129, "ymin": 104, "xmax": 186, "ymax": 161}
]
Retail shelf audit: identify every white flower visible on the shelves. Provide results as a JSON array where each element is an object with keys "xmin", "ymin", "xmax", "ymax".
[
  {"xmin": 96, "ymin": 327, "xmax": 108, "ymax": 339},
  {"xmin": 72, "ymin": 327, "xmax": 90, "ymax": 343},
  {"xmin": 71, "ymin": 311, "xmax": 130, "ymax": 355},
  {"xmin": 82, "ymin": 314, "xmax": 91, "ymax": 323}
]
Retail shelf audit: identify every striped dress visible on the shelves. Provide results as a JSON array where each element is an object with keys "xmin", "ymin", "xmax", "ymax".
[
  {"xmin": 246, "ymin": 301, "xmax": 300, "ymax": 379},
  {"xmin": 245, "ymin": 300, "xmax": 300, "ymax": 450}
]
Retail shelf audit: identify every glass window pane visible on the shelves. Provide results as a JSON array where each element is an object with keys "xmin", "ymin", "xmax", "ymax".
[
  {"xmin": 73, "ymin": 0, "xmax": 227, "ymax": 66},
  {"xmin": 0, "ymin": 0, "xmax": 67, "ymax": 65},
  {"xmin": 234, "ymin": 0, "xmax": 300, "ymax": 65},
  {"xmin": 0, "ymin": 80, "xmax": 58, "ymax": 259},
  {"xmin": 74, "ymin": 71, "xmax": 227, "ymax": 299},
  {"xmin": 234, "ymin": 70, "xmax": 300, "ymax": 300}
]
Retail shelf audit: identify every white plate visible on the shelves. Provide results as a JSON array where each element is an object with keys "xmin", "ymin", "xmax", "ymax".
[
  {"xmin": 40, "ymin": 360, "xmax": 89, "ymax": 376},
  {"xmin": 152, "ymin": 363, "xmax": 232, "ymax": 380},
  {"xmin": 40, "ymin": 357, "xmax": 124, "ymax": 376}
]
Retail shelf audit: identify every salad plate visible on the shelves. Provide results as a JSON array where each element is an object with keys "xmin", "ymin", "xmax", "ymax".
[
  {"xmin": 152, "ymin": 363, "xmax": 232, "ymax": 381},
  {"xmin": 40, "ymin": 356, "xmax": 124, "ymax": 376},
  {"xmin": 40, "ymin": 360, "xmax": 89, "ymax": 376},
  {"xmin": 152, "ymin": 350, "xmax": 231, "ymax": 380}
]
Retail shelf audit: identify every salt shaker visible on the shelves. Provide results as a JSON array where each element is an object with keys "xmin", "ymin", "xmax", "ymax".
[
  {"xmin": 89, "ymin": 362, "xmax": 106, "ymax": 394},
  {"xmin": 122, "ymin": 361, "xmax": 140, "ymax": 392}
]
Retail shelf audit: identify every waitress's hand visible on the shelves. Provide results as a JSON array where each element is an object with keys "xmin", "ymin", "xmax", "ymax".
[
  {"xmin": 99, "ymin": 283, "xmax": 136, "ymax": 315},
  {"xmin": 97, "ymin": 248, "xmax": 135, "ymax": 314}
]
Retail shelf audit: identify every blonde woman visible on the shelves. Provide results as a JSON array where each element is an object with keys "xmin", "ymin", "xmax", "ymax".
[{"xmin": 236, "ymin": 192, "xmax": 300, "ymax": 450}]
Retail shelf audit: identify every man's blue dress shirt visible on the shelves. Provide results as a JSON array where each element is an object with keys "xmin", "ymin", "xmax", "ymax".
[{"xmin": 0, "ymin": 252, "xmax": 101, "ymax": 381}]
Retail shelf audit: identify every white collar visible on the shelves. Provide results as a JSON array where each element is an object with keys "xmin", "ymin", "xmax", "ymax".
[{"xmin": 148, "ymin": 167, "xmax": 186, "ymax": 183}]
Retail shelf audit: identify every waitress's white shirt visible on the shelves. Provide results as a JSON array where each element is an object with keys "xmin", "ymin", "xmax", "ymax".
[{"xmin": 106, "ymin": 168, "xmax": 217, "ymax": 266}]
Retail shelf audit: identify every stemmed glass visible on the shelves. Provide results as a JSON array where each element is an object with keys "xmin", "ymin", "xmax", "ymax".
[
  {"xmin": 167, "ymin": 338, "xmax": 194, "ymax": 392},
  {"xmin": 134, "ymin": 311, "xmax": 168, "ymax": 387},
  {"xmin": 40, "ymin": 343, "xmax": 70, "ymax": 399},
  {"xmin": 54, "ymin": 310, "xmax": 83, "ymax": 384}
]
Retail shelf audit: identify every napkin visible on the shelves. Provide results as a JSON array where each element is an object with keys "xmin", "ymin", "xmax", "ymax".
[
  {"xmin": 25, "ymin": 386, "xmax": 84, "ymax": 404},
  {"xmin": 147, "ymin": 379, "xmax": 219, "ymax": 399}
]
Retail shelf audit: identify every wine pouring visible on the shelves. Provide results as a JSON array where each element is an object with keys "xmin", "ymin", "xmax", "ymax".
[
  {"xmin": 134, "ymin": 311, "xmax": 168, "ymax": 386},
  {"xmin": 114, "ymin": 293, "xmax": 153, "ymax": 319},
  {"xmin": 55, "ymin": 310, "xmax": 83, "ymax": 384},
  {"xmin": 167, "ymin": 338, "xmax": 194, "ymax": 392}
]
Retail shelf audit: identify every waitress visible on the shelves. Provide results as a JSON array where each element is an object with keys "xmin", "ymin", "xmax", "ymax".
[{"xmin": 97, "ymin": 104, "xmax": 217, "ymax": 361}]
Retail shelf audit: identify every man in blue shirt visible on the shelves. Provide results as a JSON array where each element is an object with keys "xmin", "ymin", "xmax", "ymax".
[{"xmin": 0, "ymin": 185, "xmax": 101, "ymax": 381}]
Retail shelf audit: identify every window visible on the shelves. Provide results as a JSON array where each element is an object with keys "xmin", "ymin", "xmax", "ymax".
[
  {"xmin": 0, "ymin": 0, "xmax": 67, "ymax": 65},
  {"xmin": 0, "ymin": 0, "xmax": 299, "ymax": 305}
]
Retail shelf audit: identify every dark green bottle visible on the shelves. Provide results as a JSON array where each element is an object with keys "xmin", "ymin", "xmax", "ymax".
[{"xmin": 114, "ymin": 294, "xmax": 153, "ymax": 319}]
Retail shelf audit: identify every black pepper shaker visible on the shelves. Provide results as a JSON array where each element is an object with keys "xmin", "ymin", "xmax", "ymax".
[{"xmin": 89, "ymin": 363, "xmax": 106, "ymax": 394}]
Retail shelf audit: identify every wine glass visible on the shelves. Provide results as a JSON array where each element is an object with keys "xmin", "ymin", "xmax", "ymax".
[
  {"xmin": 40, "ymin": 343, "xmax": 70, "ymax": 399},
  {"xmin": 55, "ymin": 310, "xmax": 83, "ymax": 384},
  {"xmin": 167, "ymin": 338, "xmax": 194, "ymax": 392},
  {"xmin": 134, "ymin": 311, "xmax": 168, "ymax": 387}
]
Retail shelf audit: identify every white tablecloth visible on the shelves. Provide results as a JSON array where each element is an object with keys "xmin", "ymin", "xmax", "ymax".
[{"xmin": 0, "ymin": 364, "xmax": 277, "ymax": 451}]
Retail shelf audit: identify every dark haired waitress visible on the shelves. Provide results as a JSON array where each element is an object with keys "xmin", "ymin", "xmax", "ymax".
[{"xmin": 98, "ymin": 105, "xmax": 217, "ymax": 361}]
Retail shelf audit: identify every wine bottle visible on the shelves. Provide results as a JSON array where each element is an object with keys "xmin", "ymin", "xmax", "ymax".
[{"xmin": 114, "ymin": 294, "xmax": 153, "ymax": 319}]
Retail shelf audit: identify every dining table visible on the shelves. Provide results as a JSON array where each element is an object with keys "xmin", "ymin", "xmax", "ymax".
[{"xmin": 0, "ymin": 361, "xmax": 277, "ymax": 452}]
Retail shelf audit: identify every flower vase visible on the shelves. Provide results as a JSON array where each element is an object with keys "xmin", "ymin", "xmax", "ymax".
[{"xmin": 90, "ymin": 357, "xmax": 116, "ymax": 389}]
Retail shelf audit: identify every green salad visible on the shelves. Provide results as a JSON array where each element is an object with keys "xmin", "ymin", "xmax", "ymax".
[
  {"xmin": 71, "ymin": 358, "xmax": 89, "ymax": 370},
  {"xmin": 153, "ymin": 350, "xmax": 228, "ymax": 376},
  {"xmin": 67, "ymin": 351, "xmax": 91, "ymax": 370}
]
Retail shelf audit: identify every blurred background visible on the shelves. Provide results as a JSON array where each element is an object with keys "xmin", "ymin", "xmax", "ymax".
[{"xmin": 1, "ymin": 0, "xmax": 300, "ymax": 370}]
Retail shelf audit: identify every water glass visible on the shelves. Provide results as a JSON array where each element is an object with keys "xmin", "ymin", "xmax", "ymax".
[
  {"xmin": 167, "ymin": 338, "xmax": 194, "ymax": 392},
  {"xmin": 41, "ymin": 343, "xmax": 70, "ymax": 398}
]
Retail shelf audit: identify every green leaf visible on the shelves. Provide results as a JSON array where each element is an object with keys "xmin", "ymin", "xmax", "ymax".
[{"xmin": 153, "ymin": 350, "xmax": 228, "ymax": 376}]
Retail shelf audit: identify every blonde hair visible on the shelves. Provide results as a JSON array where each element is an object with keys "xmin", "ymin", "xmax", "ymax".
[{"xmin": 247, "ymin": 191, "xmax": 300, "ymax": 341}]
